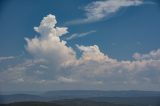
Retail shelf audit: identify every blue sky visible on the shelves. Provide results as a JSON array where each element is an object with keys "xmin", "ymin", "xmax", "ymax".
[{"xmin": 0, "ymin": 0, "xmax": 160, "ymax": 91}]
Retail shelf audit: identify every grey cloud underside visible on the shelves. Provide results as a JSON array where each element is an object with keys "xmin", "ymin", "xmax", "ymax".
[{"xmin": 0, "ymin": 14, "xmax": 160, "ymax": 91}]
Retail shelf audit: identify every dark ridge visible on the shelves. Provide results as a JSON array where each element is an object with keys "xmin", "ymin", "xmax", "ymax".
[
  {"xmin": 0, "ymin": 100, "xmax": 133, "ymax": 106},
  {"xmin": 0, "ymin": 101, "xmax": 62, "ymax": 106}
]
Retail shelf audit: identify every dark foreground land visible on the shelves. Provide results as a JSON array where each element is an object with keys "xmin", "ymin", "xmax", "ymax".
[
  {"xmin": 0, "ymin": 100, "xmax": 133, "ymax": 106},
  {"xmin": 0, "ymin": 102, "xmax": 62, "ymax": 106}
]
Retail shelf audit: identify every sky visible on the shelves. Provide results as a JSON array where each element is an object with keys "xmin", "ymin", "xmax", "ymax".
[{"xmin": 0, "ymin": 0, "xmax": 160, "ymax": 92}]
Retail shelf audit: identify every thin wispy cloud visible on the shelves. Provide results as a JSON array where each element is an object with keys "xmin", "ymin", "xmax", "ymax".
[
  {"xmin": 0, "ymin": 56, "xmax": 15, "ymax": 62},
  {"xmin": 66, "ymin": 0, "xmax": 147, "ymax": 25},
  {"xmin": 66, "ymin": 30, "xmax": 96, "ymax": 40}
]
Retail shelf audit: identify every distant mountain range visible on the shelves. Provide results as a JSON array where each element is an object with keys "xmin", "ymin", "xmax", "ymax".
[
  {"xmin": 0, "ymin": 90, "xmax": 160, "ymax": 106},
  {"xmin": 43, "ymin": 90, "xmax": 160, "ymax": 98}
]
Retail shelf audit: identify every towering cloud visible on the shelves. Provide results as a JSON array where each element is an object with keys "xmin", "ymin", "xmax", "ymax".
[{"xmin": 25, "ymin": 14, "xmax": 76, "ymax": 68}]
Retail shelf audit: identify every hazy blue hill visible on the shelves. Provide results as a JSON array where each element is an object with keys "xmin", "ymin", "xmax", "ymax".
[
  {"xmin": 0, "ymin": 94, "xmax": 46, "ymax": 103},
  {"xmin": 88, "ymin": 97, "xmax": 160, "ymax": 106},
  {"xmin": 0, "ymin": 90, "xmax": 160, "ymax": 105},
  {"xmin": 43, "ymin": 90, "xmax": 160, "ymax": 98}
]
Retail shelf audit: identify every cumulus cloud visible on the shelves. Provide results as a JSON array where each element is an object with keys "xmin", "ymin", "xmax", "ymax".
[
  {"xmin": 66, "ymin": 0, "xmax": 144, "ymax": 25},
  {"xmin": 25, "ymin": 14, "xmax": 76, "ymax": 68},
  {"xmin": 76, "ymin": 45, "xmax": 111, "ymax": 62},
  {"xmin": 1, "ymin": 14, "xmax": 160, "ymax": 91},
  {"xmin": 133, "ymin": 49, "xmax": 160, "ymax": 60},
  {"xmin": 66, "ymin": 30, "xmax": 96, "ymax": 40},
  {"xmin": 25, "ymin": 14, "xmax": 160, "ymax": 90}
]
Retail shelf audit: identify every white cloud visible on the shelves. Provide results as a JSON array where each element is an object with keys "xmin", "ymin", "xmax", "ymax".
[
  {"xmin": 14, "ymin": 14, "xmax": 160, "ymax": 90},
  {"xmin": 76, "ymin": 45, "xmax": 112, "ymax": 62},
  {"xmin": 133, "ymin": 49, "xmax": 160, "ymax": 60},
  {"xmin": 66, "ymin": 0, "xmax": 144, "ymax": 25},
  {"xmin": 0, "ymin": 56, "xmax": 15, "ymax": 62},
  {"xmin": 25, "ymin": 14, "xmax": 76, "ymax": 68},
  {"xmin": 1, "ymin": 14, "xmax": 160, "ymax": 91},
  {"xmin": 66, "ymin": 30, "xmax": 96, "ymax": 40},
  {"xmin": 57, "ymin": 76, "xmax": 76, "ymax": 83},
  {"xmin": 13, "ymin": 14, "xmax": 160, "ymax": 90}
]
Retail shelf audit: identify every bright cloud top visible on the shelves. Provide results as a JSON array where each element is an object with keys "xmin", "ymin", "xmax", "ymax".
[
  {"xmin": 25, "ymin": 14, "xmax": 76, "ymax": 67},
  {"xmin": 1, "ymin": 14, "xmax": 160, "ymax": 91},
  {"xmin": 66, "ymin": 0, "xmax": 144, "ymax": 25}
]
